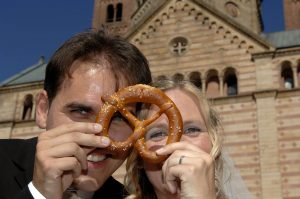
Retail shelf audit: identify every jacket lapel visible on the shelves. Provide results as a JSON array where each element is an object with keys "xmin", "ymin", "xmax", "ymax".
[{"xmin": 10, "ymin": 138, "xmax": 37, "ymax": 189}]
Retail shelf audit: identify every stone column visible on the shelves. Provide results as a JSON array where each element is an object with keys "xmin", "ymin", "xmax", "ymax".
[
  {"xmin": 292, "ymin": 67, "xmax": 298, "ymax": 88},
  {"xmin": 201, "ymin": 78, "xmax": 206, "ymax": 94},
  {"xmin": 31, "ymin": 98, "xmax": 36, "ymax": 120},
  {"xmin": 219, "ymin": 76, "xmax": 223, "ymax": 96},
  {"xmin": 254, "ymin": 90, "xmax": 282, "ymax": 199}
]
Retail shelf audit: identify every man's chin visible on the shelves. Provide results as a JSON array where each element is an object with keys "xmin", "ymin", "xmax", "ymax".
[{"xmin": 73, "ymin": 175, "xmax": 103, "ymax": 192}]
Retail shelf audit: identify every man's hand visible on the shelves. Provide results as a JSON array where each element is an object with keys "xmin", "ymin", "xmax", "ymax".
[{"xmin": 32, "ymin": 122, "xmax": 110, "ymax": 199}]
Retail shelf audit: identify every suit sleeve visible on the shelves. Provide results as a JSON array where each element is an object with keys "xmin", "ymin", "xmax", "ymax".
[
  {"xmin": 0, "ymin": 138, "xmax": 37, "ymax": 199},
  {"xmin": 13, "ymin": 186, "xmax": 34, "ymax": 199}
]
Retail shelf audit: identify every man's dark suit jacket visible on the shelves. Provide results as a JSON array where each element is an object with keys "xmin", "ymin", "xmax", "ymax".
[{"xmin": 0, "ymin": 138, "xmax": 126, "ymax": 199}]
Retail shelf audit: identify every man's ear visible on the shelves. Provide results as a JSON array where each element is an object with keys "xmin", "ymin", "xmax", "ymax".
[{"xmin": 35, "ymin": 90, "xmax": 49, "ymax": 129}]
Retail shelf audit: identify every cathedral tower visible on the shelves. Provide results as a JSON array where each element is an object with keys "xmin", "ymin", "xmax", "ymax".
[
  {"xmin": 92, "ymin": 0, "xmax": 139, "ymax": 35},
  {"xmin": 92, "ymin": 0, "xmax": 263, "ymax": 35},
  {"xmin": 283, "ymin": 0, "xmax": 300, "ymax": 30}
]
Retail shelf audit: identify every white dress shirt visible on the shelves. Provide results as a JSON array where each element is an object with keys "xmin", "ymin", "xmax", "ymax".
[{"xmin": 28, "ymin": 182, "xmax": 94, "ymax": 199}]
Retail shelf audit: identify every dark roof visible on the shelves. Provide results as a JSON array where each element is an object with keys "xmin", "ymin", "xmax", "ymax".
[
  {"xmin": 0, "ymin": 57, "xmax": 46, "ymax": 87},
  {"xmin": 261, "ymin": 29, "xmax": 300, "ymax": 48}
]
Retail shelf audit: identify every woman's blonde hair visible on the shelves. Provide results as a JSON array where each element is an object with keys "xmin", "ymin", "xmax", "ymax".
[{"xmin": 124, "ymin": 79, "xmax": 227, "ymax": 199}]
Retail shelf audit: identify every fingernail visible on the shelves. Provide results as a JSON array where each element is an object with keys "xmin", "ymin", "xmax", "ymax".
[
  {"xmin": 94, "ymin": 124, "xmax": 102, "ymax": 132},
  {"xmin": 100, "ymin": 136, "xmax": 111, "ymax": 146}
]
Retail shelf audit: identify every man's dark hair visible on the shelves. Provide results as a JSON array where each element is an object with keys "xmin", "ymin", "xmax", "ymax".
[{"xmin": 44, "ymin": 30, "xmax": 152, "ymax": 103}]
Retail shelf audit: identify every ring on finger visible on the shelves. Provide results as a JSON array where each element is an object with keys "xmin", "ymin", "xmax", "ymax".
[{"xmin": 178, "ymin": 155, "xmax": 185, "ymax": 165}]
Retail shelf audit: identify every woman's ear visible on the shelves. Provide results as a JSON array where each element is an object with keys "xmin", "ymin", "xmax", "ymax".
[{"xmin": 35, "ymin": 90, "xmax": 49, "ymax": 129}]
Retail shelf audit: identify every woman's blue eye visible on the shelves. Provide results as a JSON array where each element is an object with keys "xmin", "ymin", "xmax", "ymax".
[
  {"xmin": 184, "ymin": 126, "xmax": 201, "ymax": 136},
  {"xmin": 145, "ymin": 128, "xmax": 168, "ymax": 141}
]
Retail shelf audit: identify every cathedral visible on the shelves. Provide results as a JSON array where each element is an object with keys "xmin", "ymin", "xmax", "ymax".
[{"xmin": 0, "ymin": 0, "xmax": 300, "ymax": 198}]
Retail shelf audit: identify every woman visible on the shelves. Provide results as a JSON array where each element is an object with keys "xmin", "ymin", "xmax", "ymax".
[{"xmin": 124, "ymin": 79, "xmax": 252, "ymax": 199}]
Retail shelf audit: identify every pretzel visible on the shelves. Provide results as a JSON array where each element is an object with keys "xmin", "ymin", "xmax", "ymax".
[{"xmin": 95, "ymin": 84, "xmax": 183, "ymax": 163}]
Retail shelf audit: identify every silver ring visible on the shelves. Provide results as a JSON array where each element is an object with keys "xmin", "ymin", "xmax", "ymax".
[{"xmin": 179, "ymin": 155, "xmax": 185, "ymax": 165}]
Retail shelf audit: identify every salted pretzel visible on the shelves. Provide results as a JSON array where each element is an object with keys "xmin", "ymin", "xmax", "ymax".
[{"xmin": 95, "ymin": 84, "xmax": 183, "ymax": 163}]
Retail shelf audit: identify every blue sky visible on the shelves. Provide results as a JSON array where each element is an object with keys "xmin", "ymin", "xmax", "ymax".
[{"xmin": 0, "ymin": 0, "xmax": 284, "ymax": 83}]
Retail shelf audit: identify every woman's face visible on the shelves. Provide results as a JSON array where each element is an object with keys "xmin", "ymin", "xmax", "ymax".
[{"xmin": 144, "ymin": 88, "xmax": 213, "ymax": 196}]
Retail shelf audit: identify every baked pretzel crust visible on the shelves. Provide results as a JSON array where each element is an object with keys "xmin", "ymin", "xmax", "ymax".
[{"xmin": 95, "ymin": 84, "xmax": 183, "ymax": 163}]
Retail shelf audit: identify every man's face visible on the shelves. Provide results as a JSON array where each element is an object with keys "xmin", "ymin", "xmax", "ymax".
[{"xmin": 41, "ymin": 60, "xmax": 132, "ymax": 191}]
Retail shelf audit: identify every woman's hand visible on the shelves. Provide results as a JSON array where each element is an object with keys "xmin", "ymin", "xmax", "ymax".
[{"xmin": 156, "ymin": 141, "xmax": 216, "ymax": 199}]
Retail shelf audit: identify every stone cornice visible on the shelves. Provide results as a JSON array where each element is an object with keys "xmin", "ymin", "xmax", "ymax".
[
  {"xmin": 131, "ymin": 0, "xmax": 164, "ymax": 25},
  {"xmin": 276, "ymin": 87, "xmax": 300, "ymax": 98},
  {"xmin": 252, "ymin": 46, "xmax": 300, "ymax": 60},
  {"xmin": 210, "ymin": 88, "xmax": 300, "ymax": 105},
  {"xmin": 253, "ymin": 89, "xmax": 277, "ymax": 99},
  {"xmin": 0, "ymin": 119, "xmax": 36, "ymax": 125},
  {"xmin": 0, "ymin": 81, "xmax": 43, "ymax": 94},
  {"xmin": 211, "ymin": 93, "xmax": 254, "ymax": 105},
  {"xmin": 0, "ymin": 121, "xmax": 13, "ymax": 127}
]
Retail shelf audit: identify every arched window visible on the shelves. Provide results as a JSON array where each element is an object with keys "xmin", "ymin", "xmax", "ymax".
[
  {"xmin": 206, "ymin": 70, "xmax": 220, "ymax": 98},
  {"xmin": 169, "ymin": 37, "xmax": 189, "ymax": 56},
  {"xmin": 172, "ymin": 73, "xmax": 184, "ymax": 83},
  {"xmin": 22, "ymin": 94, "xmax": 33, "ymax": 120},
  {"xmin": 189, "ymin": 71, "xmax": 202, "ymax": 89},
  {"xmin": 224, "ymin": 68, "xmax": 238, "ymax": 96},
  {"xmin": 106, "ymin": 4, "xmax": 114, "ymax": 22},
  {"xmin": 116, "ymin": 3, "xmax": 123, "ymax": 21},
  {"xmin": 281, "ymin": 61, "xmax": 294, "ymax": 89},
  {"xmin": 225, "ymin": 2, "xmax": 240, "ymax": 18}
]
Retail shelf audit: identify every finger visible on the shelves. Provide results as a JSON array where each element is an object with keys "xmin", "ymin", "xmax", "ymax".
[
  {"xmin": 161, "ymin": 153, "xmax": 184, "ymax": 186},
  {"xmin": 53, "ymin": 157, "xmax": 82, "ymax": 178},
  {"xmin": 156, "ymin": 141, "xmax": 204, "ymax": 156},
  {"xmin": 161, "ymin": 158, "xmax": 168, "ymax": 184},
  {"xmin": 161, "ymin": 153, "xmax": 184, "ymax": 185},
  {"xmin": 46, "ymin": 143, "xmax": 87, "ymax": 170},
  {"xmin": 42, "ymin": 157, "xmax": 82, "ymax": 178},
  {"xmin": 39, "ymin": 122, "xmax": 102, "ymax": 139},
  {"xmin": 164, "ymin": 165, "xmax": 182, "ymax": 194},
  {"xmin": 162, "ymin": 152, "xmax": 213, "ymax": 189},
  {"xmin": 166, "ymin": 151, "xmax": 212, "ymax": 168},
  {"xmin": 39, "ymin": 132, "xmax": 111, "ymax": 150}
]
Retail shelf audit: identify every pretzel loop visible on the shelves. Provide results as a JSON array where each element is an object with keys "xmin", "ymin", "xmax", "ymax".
[{"xmin": 95, "ymin": 84, "xmax": 183, "ymax": 163}]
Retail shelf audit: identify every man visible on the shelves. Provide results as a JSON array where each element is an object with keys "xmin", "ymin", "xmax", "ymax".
[{"xmin": 0, "ymin": 30, "xmax": 152, "ymax": 198}]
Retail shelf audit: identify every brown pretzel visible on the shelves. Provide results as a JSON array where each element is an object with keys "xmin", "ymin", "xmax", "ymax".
[{"xmin": 95, "ymin": 84, "xmax": 183, "ymax": 163}]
